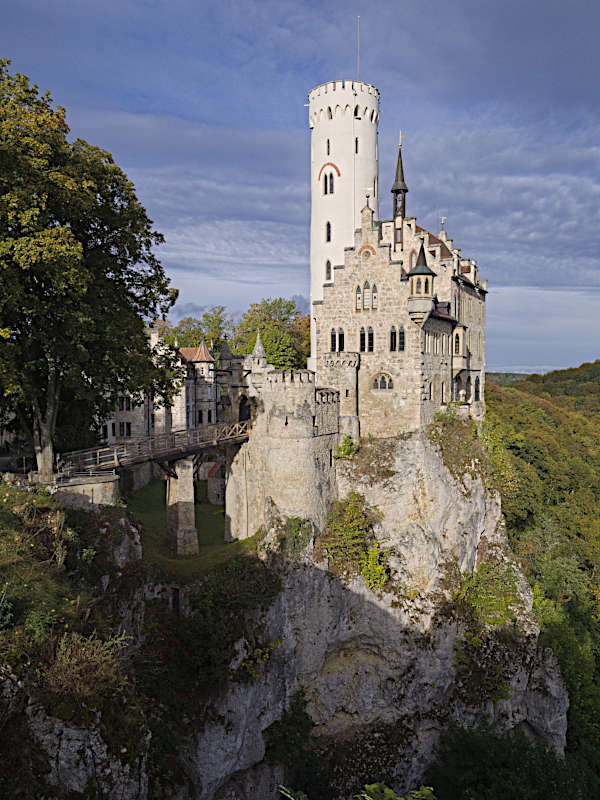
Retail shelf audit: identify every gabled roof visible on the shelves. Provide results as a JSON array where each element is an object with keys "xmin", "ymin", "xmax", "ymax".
[
  {"xmin": 407, "ymin": 241, "xmax": 436, "ymax": 277},
  {"xmin": 179, "ymin": 339, "xmax": 214, "ymax": 363},
  {"xmin": 416, "ymin": 225, "xmax": 452, "ymax": 259}
]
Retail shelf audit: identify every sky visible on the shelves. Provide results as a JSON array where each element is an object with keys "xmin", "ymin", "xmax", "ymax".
[{"xmin": 2, "ymin": 0, "xmax": 599, "ymax": 371}]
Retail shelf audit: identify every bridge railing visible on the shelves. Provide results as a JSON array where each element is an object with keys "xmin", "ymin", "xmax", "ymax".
[{"xmin": 57, "ymin": 421, "xmax": 251, "ymax": 473}]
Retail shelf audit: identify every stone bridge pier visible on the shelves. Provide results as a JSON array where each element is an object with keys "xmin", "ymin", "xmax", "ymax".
[{"xmin": 166, "ymin": 457, "xmax": 199, "ymax": 555}]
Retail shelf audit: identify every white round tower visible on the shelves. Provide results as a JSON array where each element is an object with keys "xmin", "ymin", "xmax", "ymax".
[{"xmin": 308, "ymin": 79, "xmax": 380, "ymax": 366}]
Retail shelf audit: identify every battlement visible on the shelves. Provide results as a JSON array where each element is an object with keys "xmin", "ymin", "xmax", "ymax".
[
  {"xmin": 309, "ymin": 80, "xmax": 380, "ymax": 128},
  {"xmin": 266, "ymin": 369, "xmax": 315, "ymax": 386}
]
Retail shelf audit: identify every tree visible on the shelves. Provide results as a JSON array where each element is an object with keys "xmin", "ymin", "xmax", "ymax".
[
  {"xmin": 233, "ymin": 297, "xmax": 308, "ymax": 368},
  {"xmin": 161, "ymin": 306, "xmax": 234, "ymax": 357},
  {"xmin": 0, "ymin": 61, "xmax": 180, "ymax": 478}
]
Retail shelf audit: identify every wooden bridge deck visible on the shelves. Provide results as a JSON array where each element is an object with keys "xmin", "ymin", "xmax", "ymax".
[{"xmin": 57, "ymin": 421, "xmax": 250, "ymax": 474}]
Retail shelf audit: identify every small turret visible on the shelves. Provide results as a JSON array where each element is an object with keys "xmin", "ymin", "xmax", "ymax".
[
  {"xmin": 251, "ymin": 329, "xmax": 268, "ymax": 371},
  {"xmin": 407, "ymin": 242, "xmax": 436, "ymax": 326}
]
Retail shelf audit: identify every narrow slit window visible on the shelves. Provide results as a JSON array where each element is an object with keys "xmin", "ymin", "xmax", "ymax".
[
  {"xmin": 323, "ymin": 174, "xmax": 328, "ymax": 195},
  {"xmin": 356, "ymin": 285, "xmax": 362, "ymax": 310},
  {"xmin": 360, "ymin": 327, "xmax": 366, "ymax": 352},
  {"xmin": 329, "ymin": 173, "xmax": 334, "ymax": 194},
  {"xmin": 326, "ymin": 260, "xmax": 332, "ymax": 281},
  {"xmin": 355, "ymin": 137, "xmax": 359, "ymax": 154},
  {"xmin": 455, "ymin": 333, "xmax": 460, "ymax": 355},
  {"xmin": 330, "ymin": 328, "xmax": 336, "ymax": 352},
  {"xmin": 390, "ymin": 326, "xmax": 397, "ymax": 351},
  {"xmin": 368, "ymin": 327, "xmax": 374, "ymax": 352},
  {"xmin": 326, "ymin": 221, "xmax": 331, "ymax": 242},
  {"xmin": 363, "ymin": 281, "xmax": 371, "ymax": 309},
  {"xmin": 326, "ymin": 138, "xmax": 330, "ymax": 155},
  {"xmin": 372, "ymin": 284, "xmax": 378, "ymax": 309},
  {"xmin": 399, "ymin": 326, "xmax": 405, "ymax": 351},
  {"xmin": 338, "ymin": 328, "xmax": 345, "ymax": 351}
]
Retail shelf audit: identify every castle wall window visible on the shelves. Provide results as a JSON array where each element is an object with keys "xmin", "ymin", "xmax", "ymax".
[
  {"xmin": 119, "ymin": 421, "xmax": 125, "ymax": 437},
  {"xmin": 372, "ymin": 284, "xmax": 378, "ymax": 309},
  {"xmin": 102, "ymin": 424, "xmax": 108, "ymax": 440},
  {"xmin": 399, "ymin": 326, "xmax": 405, "ymax": 351},
  {"xmin": 330, "ymin": 328, "xmax": 337, "ymax": 352},
  {"xmin": 354, "ymin": 104, "xmax": 359, "ymax": 117},
  {"xmin": 355, "ymin": 137, "xmax": 359, "ymax": 154},
  {"xmin": 326, "ymin": 260, "xmax": 332, "ymax": 281},
  {"xmin": 338, "ymin": 328, "xmax": 345, "ymax": 351},
  {"xmin": 455, "ymin": 333, "xmax": 460, "ymax": 355},
  {"xmin": 360, "ymin": 327, "xmax": 366, "ymax": 352},
  {"xmin": 475, "ymin": 376, "xmax": 481, "ymax": 401},
  {"xmin": 208, "ymin": 410, "xmax": 212, "ymax": 423},
  {"xmin": 118, "ymin": 397, "xmax": 125, "ymax": 411},
  {"xmin": 323, "ymin": 174, "xmax": 328, "ymax": 195},
  {"xmin": 111, "ymin": 422, "xmax": 116, "ymax": 437},
  {"xmin": 198, "ymin": 409, "xmax": 203, "ymax": 424},
  {"xmin": 428, "ymin": 383, "xmax": 433, "ymax": 401},
  {"xmin": 390, "ymin": 326, "xmax": 397, "ymax": 351},
  {"xmin": 416, "ymin": 278, "xmax": 422, "ymax": 294},
  {"xmin": 326, "ymin": 221, "xmax": 331, "ymax": 242},
  {"xmin": 356, "ymin": 285, "xmax": 362, "ymax": 310},
  {"xmin": 441, "ymin": 382, "xmax": 446, "ymax": 403},
  {"xmin": 368, "ymin": 327, "xmax": 374, "ymax": 352},
  {"xmin": 326, "ymin": 138, "xmax": 330, "ymax": 155},
  {"xmin": 424, "ymin": 278, "xmax": 429, "ymax": 294},
  {"xmin": 327, "ymin": 106, "xmax": 332, "ymax": 119},
  {"xmin": 126, "ymin": 422, "xmax": 131, "ymax": 437},
  {"xmin": 373, "ymin": 373, "xmax": 393, "ymax": 390},
  {"xmin": 329, "ymin": 173, "xmax": 334, "ymax": 194},
  {"xmin": 363, "ymin": 281, "xmax": 371, "ymax": 308}
]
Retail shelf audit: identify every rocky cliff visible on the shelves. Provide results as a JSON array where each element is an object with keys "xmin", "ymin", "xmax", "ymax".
[{"xmin": 1, "ymin": 427, "xmax": 568, "ymax": 799}]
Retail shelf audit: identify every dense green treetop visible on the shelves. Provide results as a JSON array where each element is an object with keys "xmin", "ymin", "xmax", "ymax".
[{"xmin": 0, "ymin": 60, "xmax": 181, "ymax": 474}]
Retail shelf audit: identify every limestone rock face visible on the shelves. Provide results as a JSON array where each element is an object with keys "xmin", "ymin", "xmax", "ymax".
[{"xmin": 189, "ymin": 432, "xmax": 568, "ymax": 798}]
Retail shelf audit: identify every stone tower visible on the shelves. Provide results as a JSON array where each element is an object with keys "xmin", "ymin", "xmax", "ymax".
[{"xmin": 308, "ymin": 79, "xmax": 380, "ymax": 367}]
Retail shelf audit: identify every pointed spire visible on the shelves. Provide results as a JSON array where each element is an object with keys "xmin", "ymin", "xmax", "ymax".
[
  {"xmin": 407, "ymin": 240, "xmax": 436, "ymax": 276},
  {"xmin": 252, "ymin": 329, "xmax": 266, "ymax": 358},
  {"xmin": 391, "ymin": 132, "xmax": 408, "ymax": 218}
]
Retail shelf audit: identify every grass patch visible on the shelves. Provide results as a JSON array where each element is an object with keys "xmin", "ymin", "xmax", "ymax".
[{"xmin": 126, "ymin": 480, "xmax": 258, "ymax": 580}]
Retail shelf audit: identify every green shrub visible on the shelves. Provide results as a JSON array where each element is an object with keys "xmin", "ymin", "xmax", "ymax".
[
  {"xmin": 280, "ymin": 517, "xmax": 312, "ymax": 561},
  {"xmin": 0, "ymin": 582, "xmax": 13, "ymax": 630},
  {"xmin": 453, "ymin": 560, "xmax": 518, "ymax": 627},
  {"xmin": 319, "ymin": 492, "xmax": 383, "ymax": 576},
  {"xmin": 360, "ymin": 543, "xmax": 388, "ymax": 591},
  {"xmin": 334, "ymin": 435, "xmax": 360, "ymax": 460},
  {"xmin": 43, "ymin": 631, "xmax": 129, "ymax": 703}
]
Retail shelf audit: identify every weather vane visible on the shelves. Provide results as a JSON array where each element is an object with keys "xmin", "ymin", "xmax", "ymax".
[
  {"xmin": 441, "ymin": 216, "xmax": 447, "ymax": 230},
  {"xmin": 398, "ymin": 130, "xmax": 406, "ymax": 147}
]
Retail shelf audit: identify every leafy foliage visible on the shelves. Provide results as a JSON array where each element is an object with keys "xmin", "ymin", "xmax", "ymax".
[
  {"xmin": 233, "ymin": 297, "xmax": 309, "ymax": 367},
  {"xmin": 425, "ymin": 725, "xmax": 600, "ymax": 799},
  {"xmin": 360, "ymin": 543, "xmax": 388, "ymax": 592},
  {"xmin": 453, "ymin": 560, "xmax": 518, "ymax": 627},
  {"xmin": 335, "ymin": 435, "xmax": 360, "ymax": 460},
  {"xmin": 318, "ymin": 492, "xmax": 383, "ymax": 576},
  {"xmin": 279, "ymin": 517, "xmax": 313, "ymax": 561},
  {"xmin": 427, "ymin": 408, "xmax": 486, "ymax": 491},
  {"xmin": 485, "ymin": 370, "xmax": 600, "ymax": 774},
  {"xmin": 0, "ymin": 60, "xmax": 180, "ymax": 475},
  {"xmin": 160, "ymin": 305, "xmax": 235, "ymax": 355}
]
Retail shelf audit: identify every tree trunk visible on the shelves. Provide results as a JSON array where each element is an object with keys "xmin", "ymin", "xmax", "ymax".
[{"xmin": 31, "ymin": 364, "xmax": 60, "ymax": 482}]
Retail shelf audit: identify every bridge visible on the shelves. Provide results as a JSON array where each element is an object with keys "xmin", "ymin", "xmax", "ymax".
[{"xmin": 57, "ymin": 420, "xmax": 251, "ymax": 476}]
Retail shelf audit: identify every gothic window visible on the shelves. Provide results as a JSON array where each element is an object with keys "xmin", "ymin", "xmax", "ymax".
[
  {"xmin": 329, "ymin": 173, "xmax": 334, "ymax": 194},
  {"xmin": 363, "ymin": 281, "xmax": 371, "ymax": 308},
  {"xmin": 355, "ymin": 137, "xmax": 359, "ymax": 153},
  {"xmin": 327, "ymin": 106, "xmax": 332, "ymax": 119},
  {"xmin": 475, "ymin": 376, "xmax": 481, "ymax": 401},
  {"xmin": 323, "ymin": 174, "xmax": 328, "ymax": 195},
  {"xmin": 360, "ymin": 327, "xmax": 366, "ymax": 352},
  {"xmin": 373, "ymin": 377, "xmax": 379, "ymax": 389},
  {"xmin": 372, "ymin": 373, "xmax": 393, "ymax": 391},
  {"xmin": 326, "ymin": 221, "xmax": 331, "ymax": 241},
  {"xmin": 424, "ymin": 278, "xmax": 429, "ymax": 294},
  {"xmin": 372, "ymin": 284, "xmax": 378, "ymax": 309},
  {"xmin": 356, "ymin": 285, "xmax": 362, "ymax": 310},
  {"xmin": 380, "ymin": 375, "xmax": 387, "ymax": 389},
  {"xmin": 326, "ymin": 138, "xmax": 330, "ymax": 155},
  {"xmin": 390, "ymin": 326, "xmax": 397, "ymax": 351},
  {"xmin": 326, "ymin": 260, "xmax": 332, "ymax": 281},
  {"xmin": 368, "ymin": 327, "xmax": 374, "ymax": 352},
  {"xmin": 330, "ymin": 328, "xmax": 336, "ymax": 352},
  {"xmin": 388, "ymin": 377, "xmax": 393, "ymax": 389},
  {"xmin": 399, "ymin": 326, "xmax": 405, "ymax": 351},
  {"xmin": 354, "ymin": 104, "xmax": 359, "ymax": 117},
  {"xmin": 338, "ymin": 328, "xmax": 345, "ymax": 351},
  {"xmin": 454, "ymin": 333, "xmax": 460, "ymax": 355},
  {"xmin": 416, "ymin": 278, "xmax": 422, "ymax": 294}
]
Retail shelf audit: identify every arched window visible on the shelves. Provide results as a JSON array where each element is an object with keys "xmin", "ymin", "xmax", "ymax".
[
  {"xmin": 363, "ymin": 281, "xmax": 371, "ymax": 309},
  {"xmin": 390, "ymin": 326, "xmax": 397, "ymax": 351},
  {"xmin": 360, "ymin": 327, "xmax": 366, "ymax": 352},
  {"xmin": 373, "ymin": 373, "xmax": 393, "ymax": 391},
  {"xmin": 399, "ymin": 326, "xmax": 405, "ymax": 351},
  {"xmin": 330, "ymin": 328, "xmax": 336, "ymax": 352},
  {"xmin": 373, "ymin": 377, "xmax": 379, "ymax": 390},
  {"xmin": 454, "ymin": 333, "xmax": 460, "ymax": 355},
  {"xmin": 327, "ymin": 106, "xmax": 332, "ymax": 119},
  {"xmin": 326, "ymin": 138, "xmax": 330, "ymax": 155},
  {"xmin": 475, "ymin": 376, "xmax": 481, "ymax": 401},
  {"xmin": 441, "ymin": 382, "xmax": 446, "ymax": 403},
  {"xmin": 388, "ymin": 377, "xmax": 393, "ymax": 389},
  {"xmin": 355, "ymin": 137, "xmax": 359, "ymax": 154},
  {"xmin": 380, "ymin": 375, "xmax": 387, "ymax": 390},
  {"xmin": 329, "ymin": 173, "xmax": 334, "ymax": 194},
  {"xmin": 416, "ymin": 278, "xmax": 422, "ymax": 294},
  {"xmin": 372, "ymin": 284, "xmax": 378, "ymax": 309},
  {"xmin": 424, "ymin": 278, "xmax": 429, "ymax": 294},
  {"xmin": 323, "ymin": 174, "xmax": 328, "ymax": 195},
  {"xmin": 326, "ymin": 221, "xmax": 331, "ymax": 242},
  {"xmin": 368, "ymin": 327, "xmax": 374, "ymax": 352},
  {"xmin": 325, "ymin": 260, "xmax": 332, "ymax": 281},
  {"xmin": 370, "ymin": 109, "xmax": 375, "ymax": 121},
  {"xmin": 356, "ymin": 285, "xmax": 362, "ymax": 310},
  {"xmin": 354, "ymin": 104, "xmax": 359, "ymax": 117},
  {"xmin": 338, "ymin": 328, "xmax": 345, "ymax": 351}
]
